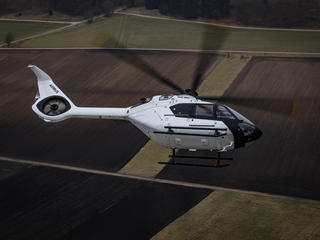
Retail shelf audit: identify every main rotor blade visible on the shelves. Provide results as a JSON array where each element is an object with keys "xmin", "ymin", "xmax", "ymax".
[
  {"xmin": 191, "ymin": 21, "xmax": 229, "ymax": 93},
  {"xmin": 100, "ymin": 31, "xmax": 186, "ymax": 94},
  {"xmin": 198, "ymin": 95, "xmax": 318, "ymax": 117},
  {"xmin": 197, "ymin": 96, "xmax": 220, "ymax": 101},
  {"xmin": 113, "ymin": 50, "xmax": 186, "ymax": 94}
]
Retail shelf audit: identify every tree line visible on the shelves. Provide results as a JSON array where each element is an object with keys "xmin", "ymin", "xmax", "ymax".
[
  {"xmin": 0, "ymin": 0, "xmax": 138, "ymax": 16},
  {"xmin": 1, "ymin": 0, "xmax": 319, "ymax": 28},
  {"xmin": 232, "ymin": 0, "xmax": 320, "ymax": 28},
  {"xmin": 146, "ymin": 0, "xmax": 320, "ymax": 27},
  {"xmin": 145, "ymin": 0, "xmax": 230, "ymax": 19},
  {"xmin": 0, "ymin": 0, "xmax": 229, "ymax": 19}
]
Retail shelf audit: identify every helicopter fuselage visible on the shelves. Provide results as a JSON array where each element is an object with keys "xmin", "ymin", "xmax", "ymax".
[{"xmin": 126, "ymin": 94, "xmax": 262, "ymax": 152}]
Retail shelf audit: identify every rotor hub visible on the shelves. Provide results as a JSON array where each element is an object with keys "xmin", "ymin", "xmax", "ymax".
[
  {"xmin": 185, "ymin": 89, "xmax": 198, "ymax": 97},
  {"xmin": 50, "ymin": 104, "xmax": 59, "ymax": 111}
]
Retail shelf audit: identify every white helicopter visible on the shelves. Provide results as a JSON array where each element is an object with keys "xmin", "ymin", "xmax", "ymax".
[{"xmin": 29, "ymin": 62, "xmax": 262, "ymax": 168}]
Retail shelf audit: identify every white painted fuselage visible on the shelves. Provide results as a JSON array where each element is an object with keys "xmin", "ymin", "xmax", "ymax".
[
  {"xmin": 126, "ymin": 95, "xmax": 234, "ymax": 151},
  {"xmin": 30, "ymin": 65, "xmax": 262, "ymax": 152}
]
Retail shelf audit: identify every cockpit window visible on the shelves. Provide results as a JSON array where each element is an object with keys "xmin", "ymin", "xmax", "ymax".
[
  {"xmin": 216, "ymin": 105, "xmax": 236, "ymax": 120},
  {"xmin": 170, "ymin": 104, "xmax": 194, "ymax": 118},
  {"xmin": 195, "ymin": 104, "xmax": 214, "ymax": 119}
]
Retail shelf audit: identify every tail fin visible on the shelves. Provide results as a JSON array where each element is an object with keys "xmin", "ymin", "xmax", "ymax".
[
  {"xmin": 29, "ymin": 65, "xmax": 75, "ymax": 122},
  {"xmin": 29, "ymin": 65, "xmax": 128, "ymax": 122},
  {"xmin": 29, "ymin": 65, "xmax": 73, "ymax": 102}
]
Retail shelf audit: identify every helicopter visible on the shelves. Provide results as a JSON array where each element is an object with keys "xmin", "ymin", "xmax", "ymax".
[
  {"xmin": 29, "ymin": 60, "xmax": 262, "ymax": 168},
  {"xmin": 29, "ymin": 20, "xmax": 265, "ymax": 168}
]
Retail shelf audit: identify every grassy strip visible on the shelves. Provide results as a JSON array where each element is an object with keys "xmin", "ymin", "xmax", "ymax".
[
  {"xmin": 119, "ymin": 141, "xmax": 171, "ymax": 178},
  {"xmin": 198, "ymin": 54, "xmax": 251, "ymax": 97},
  {"xmin": 0, "ymin": 20, "xmax": 66, "ymax": 44},
  {"xmin": 152, "ymin": 190, "xmax": 320, "ymax": 240},
  {"xmin": 20, "ymin": 14, "xmax": 320, "ymax": 52}
]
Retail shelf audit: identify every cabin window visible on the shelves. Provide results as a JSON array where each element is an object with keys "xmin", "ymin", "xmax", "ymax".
[
  {"xmin": 195, "ymin": 104, "xmax": 214, "ymax": 119},
  {"xmin": 170, "ymin": 104, "xmax": 194, "ymax": 118},
  {"xmin": 170, "ymin": 104, "xmax": 216, "ymax": 119}
]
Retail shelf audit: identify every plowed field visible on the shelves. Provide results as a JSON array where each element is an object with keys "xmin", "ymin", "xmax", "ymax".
[{"xmin": 158, "ymin": 56, "xmax": 320, "ymax": 200}]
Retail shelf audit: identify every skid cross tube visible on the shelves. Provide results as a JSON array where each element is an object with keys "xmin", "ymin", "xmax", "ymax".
[
  {"xmin": 158, "ymin": 149, "xmax": 233, "ymax": 168},
  {"xmin": 168, "ymin": 154, "xmax": 233, "ymax": 160}
]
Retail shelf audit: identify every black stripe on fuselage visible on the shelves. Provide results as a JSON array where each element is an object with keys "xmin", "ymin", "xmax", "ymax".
[
  {"xmin": 164, "ymin": 126, "xmax": 228, "ymax": 131},
  {"xmin": 153, "ymin": 131, "xmax": 227, "ymax": 138}
]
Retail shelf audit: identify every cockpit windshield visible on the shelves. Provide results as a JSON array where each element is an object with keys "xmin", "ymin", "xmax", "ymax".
[
  {"xmin": 227, "ymin": 106, "xmax": 254, "ymax": 125},
  {"xmin": 215, "ymin": 105, "xmax": 236, "ymax": 120}
]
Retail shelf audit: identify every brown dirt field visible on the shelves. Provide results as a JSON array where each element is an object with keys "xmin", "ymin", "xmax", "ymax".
[
  {"xmin": 0, "ymin": 165, "xmax": 211, "ymax": 240},
  {"xmin": 0, "ymin": 49, "xmax": 220, "ymax": 171},
  {"xmin": 158, "ymin": 56, "xmax": 320, "ymax": 200}
]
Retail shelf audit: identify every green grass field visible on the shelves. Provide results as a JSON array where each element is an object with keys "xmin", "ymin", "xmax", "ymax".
[
  {"xmin": 20, "ymin": 14, "xmax": 320, "ymax": 52},
  {"xmin": 0, "ymin": 20, "xmax": 66, "ymax": 44}
]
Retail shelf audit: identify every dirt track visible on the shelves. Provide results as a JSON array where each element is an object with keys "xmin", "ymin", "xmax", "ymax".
[{"xmin": 158, "ymin": 56, "xmax": 320, "ymax": 200}]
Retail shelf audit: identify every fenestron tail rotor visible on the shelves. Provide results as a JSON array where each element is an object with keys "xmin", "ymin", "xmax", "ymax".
[{"xmin": 42, "ymin": 98, "xmax": 67, "ymax": 116}]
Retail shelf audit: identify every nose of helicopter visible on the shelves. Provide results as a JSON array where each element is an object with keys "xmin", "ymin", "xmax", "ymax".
[
  {"xmin": 245, "ymin": 125, "xmax": 263, "ymax": 143},
  {"xmin": 237, "ymin": 122, "xmax": 263, "ymax": 145},
  {"xmin": 225, "ymin": 106, "xmax": 262, "ymax": 147},
  {"xmin": 251, "ymin": 126, "xmax": 263, "ymax": 141}
]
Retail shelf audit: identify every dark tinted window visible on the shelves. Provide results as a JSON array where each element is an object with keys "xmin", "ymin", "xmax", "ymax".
[
  {"xmin": 216, "ymin": 105, "xmax": 236, "ymax": 119},
  {"xmin": 195, "ymin": 104, "xmax": 214, "ymax": 119},
  {"xmin": 170, "ymin": 104, "xmax": 194, "ymax": 118}
]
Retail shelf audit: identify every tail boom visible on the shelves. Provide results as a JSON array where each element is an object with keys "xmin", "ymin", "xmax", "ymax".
[
  {"xmin": 65, "ymin": 107, "xmax": 128, "ymax": 120},
  {"xmin": 32, "ymin": 105, "xmax": 128, "ymax": 122}
]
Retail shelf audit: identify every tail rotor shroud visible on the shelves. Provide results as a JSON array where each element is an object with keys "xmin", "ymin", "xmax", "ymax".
[{"xmin": 40, "ymin": 97, "xmax": 69, "ymax": 116}]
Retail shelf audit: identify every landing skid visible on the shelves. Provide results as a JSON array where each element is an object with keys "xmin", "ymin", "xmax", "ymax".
[{"xmin": 158, "ymin": 149, "xmax": 233, "ymax": 168}]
